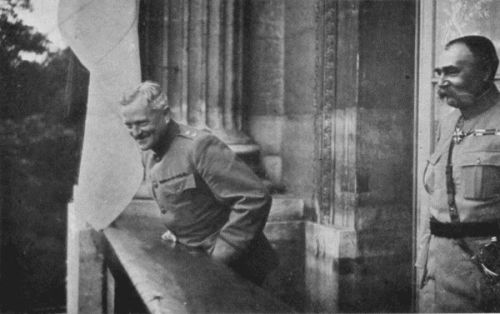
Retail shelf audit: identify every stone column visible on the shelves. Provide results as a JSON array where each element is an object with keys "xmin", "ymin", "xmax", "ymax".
[
  {"xmin": 245, "ymin": 0, "xmax": 286, "ymax": 186},
  {"xmin": 140, "ymin": 0, "xmax": 251, "ymax": 145},
  {"xmin": 186, "ymin": 0, "xmax": 207, "ymax": 127}
]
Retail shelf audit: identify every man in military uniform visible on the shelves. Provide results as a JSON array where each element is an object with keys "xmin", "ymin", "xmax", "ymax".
[
  {"xmin": 119, "ymin": 81, "xmax": 278, "ymax": 285},
  {"xmin": 418, "ymin": 35, "xmax": 500, "ymax": 312}
]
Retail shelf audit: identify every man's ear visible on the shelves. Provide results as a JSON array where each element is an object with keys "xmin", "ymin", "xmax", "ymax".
[{"xmin": 482, "ymin": 66, "xmax": 493, "ymax": 82}]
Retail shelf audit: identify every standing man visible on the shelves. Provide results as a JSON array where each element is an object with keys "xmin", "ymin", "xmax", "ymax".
[
  {"xmin": 119, "ymin": 81, "xmax": 278, "ymax": 285},
  {"xmin": 418, "ymin": 35, "xmax": 500, "ymax": 312}
]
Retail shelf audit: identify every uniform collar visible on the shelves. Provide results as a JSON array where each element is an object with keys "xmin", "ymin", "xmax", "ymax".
[
  {"xmin": 461, "ymin": 83, "xmax": 500, "ymax": 120},
  {"xmin": 152, "ymin": 119, "xmax": 180, "ymax": 158}
]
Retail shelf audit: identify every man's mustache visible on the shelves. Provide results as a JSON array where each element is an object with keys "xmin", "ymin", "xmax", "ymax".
[
  {"xmin": 134, "ymin": 132, "xmax": 151, "ymax": 140},
  {"xmin": 437, "ymin": 89, "xmax": 447, "ymax": 99},
  {"xmin": 437, "ymin": 88, "xmax": 474, "ymax": 100}
]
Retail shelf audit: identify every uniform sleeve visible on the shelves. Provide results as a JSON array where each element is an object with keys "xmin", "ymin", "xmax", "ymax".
[
  {"xmin": 415, "ymin": 207, "xmax": 430, "ymax": 269},
  {"xmin": 415, "ymin": 207, "xmax": 431, "ymax": 288},
  {"xmin": 415, "ymin": 117, "xmax": 441, "ymax": 286},
  {"xmin": 191, "ymin": 134, "xmax": 272, "ymax": 264}
]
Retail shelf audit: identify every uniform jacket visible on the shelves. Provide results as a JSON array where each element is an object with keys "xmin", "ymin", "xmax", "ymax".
[
  {"xmin": 417, "ymin": 84, "xmax": 500, "ymax": 311},
  {"xmin": 424, "ymin": 84, "xmax": 500, "ymax": 224},
  {"xmin": 143, "ymin": 120, "xmax": 278, "ymax": 282}
]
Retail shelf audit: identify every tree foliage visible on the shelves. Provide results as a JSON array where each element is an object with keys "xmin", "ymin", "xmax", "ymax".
[
  {"xmin": 1, "ymin": 115, "xmax": 80, "ymax": 311},
  {"xmin": 0, "ymin": 1, "xmax": 85, "ymax": 311},
  {"xmin": 0, "ymin": 0, "xmax": 47, "ymax": 61},
  {"xmin": 0, "ymin": 0, "xmax": 50, "ymax": 119}
]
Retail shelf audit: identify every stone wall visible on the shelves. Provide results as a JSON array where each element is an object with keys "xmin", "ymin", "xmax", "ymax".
[
  {"xmin": 245, "ymin": 0, "xmax": 316, "ymax": 202},
  {"xmin": 244, "ymin": 0, "xmax": 285, "ymax": 189},
  {"xmin": 244, "ymin": 3, "xmax": 316, "ymax": 308},
  {"xmin": 282, "ymin": 0, "xmax": 317, "ymax": 200},
  {"xmin": 353, "ymin": 1, "xmax": 415, "ymax": 311},
  {"xmin": 245, "ymin": 0, "xmax": 416, "ymax": 312}
]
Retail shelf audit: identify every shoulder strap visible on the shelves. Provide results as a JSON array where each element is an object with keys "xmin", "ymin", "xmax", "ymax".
[
  {"xmin": 446, "ymin": 116, "xmax": 463, "ymax": 223},
  {"xmin": 446, "ymin": 140, "xmax": 460, "ymax": 223}
]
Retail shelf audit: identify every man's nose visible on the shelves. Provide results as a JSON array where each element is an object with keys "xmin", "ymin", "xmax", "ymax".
[
  {"xmin": 130, "ymin": 125, "xmax": 141, "ymax": 137},
  {"xmin": 437, "ymin": 74, "xmax": 449, "ymax": 88}
]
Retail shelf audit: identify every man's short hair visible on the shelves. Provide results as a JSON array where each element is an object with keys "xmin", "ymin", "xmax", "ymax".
[
  {"xmin": 446, "ymin": 35, "xmax": 499, "ymax": 81},
  {"xmin": 120, "ymin": 81, "xmax": 169, "ymax": 111}
]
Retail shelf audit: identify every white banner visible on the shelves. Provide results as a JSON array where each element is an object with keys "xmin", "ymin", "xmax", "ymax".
[{"xmin": 58, "ymin": 0, "xmax": 143, "ymax": 230}]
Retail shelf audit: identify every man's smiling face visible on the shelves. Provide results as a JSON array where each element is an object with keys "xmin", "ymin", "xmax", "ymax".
[{"xmin": 120, "ymin": 97, "xmax": 169, "ymax": 151}]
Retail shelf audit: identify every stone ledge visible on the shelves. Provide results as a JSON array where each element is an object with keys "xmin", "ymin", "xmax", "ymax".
[
  {"xmin": 104, "ymin": 212, "xmax": 293, "ymax": 314},
  {"xmin": 305, "ymin": 222, "xmax": 357, "ymax": 260},
  {"xmin": 268, "ymin": 195, "xmax": 305, "ymax": 221}
]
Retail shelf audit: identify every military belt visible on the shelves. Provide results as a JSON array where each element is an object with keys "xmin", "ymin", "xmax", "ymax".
[{"xmin": 430, "ymin": 217, "xmax": 500, "ymax": 238}]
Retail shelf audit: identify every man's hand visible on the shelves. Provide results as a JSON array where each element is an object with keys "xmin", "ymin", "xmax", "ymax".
[{"xmin": 210, "ymin": 237, "xmax": 240, "ymax": 265}]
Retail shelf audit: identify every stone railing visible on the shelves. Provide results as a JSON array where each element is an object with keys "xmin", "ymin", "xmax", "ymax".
[{"xmin": 67, "ymin": 198, "xmax": 296, "ymax": 313}]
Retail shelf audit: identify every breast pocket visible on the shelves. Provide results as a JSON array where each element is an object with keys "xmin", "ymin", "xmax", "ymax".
[
  {"xmin": 158, "ymin": 174, "xmax": 197, "ymax": 205},
  {"xmin": 458, "ymin": 152, "xmax": 500, "ymax": 201}
]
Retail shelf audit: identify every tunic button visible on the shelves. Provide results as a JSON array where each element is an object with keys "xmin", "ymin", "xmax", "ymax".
[
  {"xmin": 152, "ymin": 181, "xmax": 159, "ymax": 189},
  {"xmin": 160, "ymin": 207, "xmax": 167, "ymax": 214},
  {"xmin": 476, "ymin": 158, "xmax": 481, "ymax": 164}
]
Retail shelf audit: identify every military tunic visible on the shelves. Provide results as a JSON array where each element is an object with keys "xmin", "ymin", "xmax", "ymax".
[
  {"xmin": 143, "ymin": 120, "xmax": 278, "ymax": 284},
  {"xmin": 418, "ymin": 85, "xmax": 500, "ymax": 312}
]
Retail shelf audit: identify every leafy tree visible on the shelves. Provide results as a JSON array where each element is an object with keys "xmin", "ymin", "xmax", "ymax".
[
  {"xmin": 0, "ymin": 1, "xmax": 86, "ymax": 311},
  {"xmin": 1, "ymin": 114, "xmax": 80, "ymax": 311},
  {"xmin": 0, "ymin": 0, "xmax": 49, "ymax": 119}
]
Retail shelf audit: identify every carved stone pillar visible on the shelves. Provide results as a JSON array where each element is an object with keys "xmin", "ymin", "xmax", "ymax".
[
  {"xmin": 139, "ymin": 0, "xmax": 250, "ymax": 145},
  {"xmin": 312, "ymin": 1, "xmax": 415, "ymax": 311},
  {"xmin": 315, "ymin": 0, "xmax": 360, "ymax": 227}
]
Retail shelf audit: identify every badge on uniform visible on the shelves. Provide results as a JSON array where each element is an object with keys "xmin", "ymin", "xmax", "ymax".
[
  {"xmin": 452, "ymin": 128, "xmax": 469, "ymax": 144},
  {"xmin": 452, "ymin": 128, "xmax": 500, "ymax": 144}
]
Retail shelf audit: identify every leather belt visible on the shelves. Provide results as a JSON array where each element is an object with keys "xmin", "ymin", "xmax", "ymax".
[{"xmin": 430, "ymin": 217, "xmax": 500, "ymax": 238}]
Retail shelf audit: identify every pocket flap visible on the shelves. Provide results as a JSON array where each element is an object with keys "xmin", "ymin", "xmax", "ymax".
[
  {"xmin": 161, "ymin": 173, "xmax": 197, "ymax": 193},
  {"xmin": 457, "ymin": 151, "xmax": 500, "ymax": 166}
]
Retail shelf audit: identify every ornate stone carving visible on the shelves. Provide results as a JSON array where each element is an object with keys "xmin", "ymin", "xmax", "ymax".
[{"xmin": 314, "ymin": 0, "xmax": 337, "ymax": 225}]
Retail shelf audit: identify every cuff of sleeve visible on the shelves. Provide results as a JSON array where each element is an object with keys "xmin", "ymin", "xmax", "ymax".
[{"xmin": 211, "ymin": 236, "xmax": 241, "ymax": 265}]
